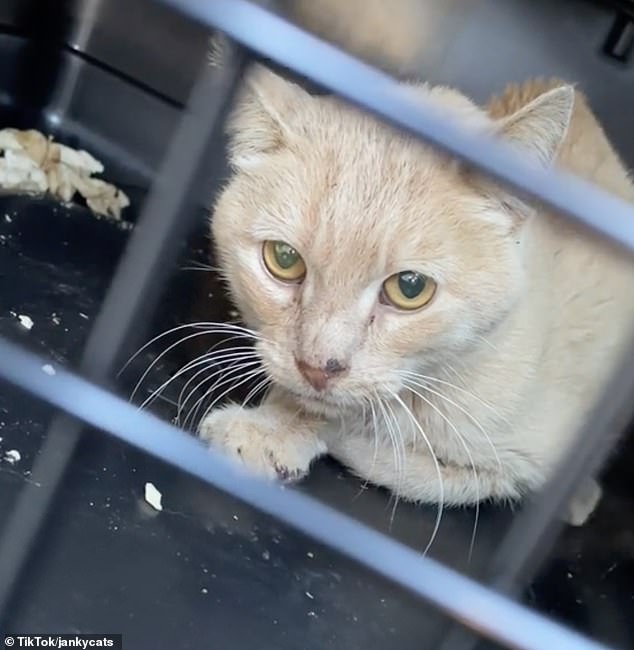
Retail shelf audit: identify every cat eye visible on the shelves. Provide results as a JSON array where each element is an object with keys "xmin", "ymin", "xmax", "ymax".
[
  {"xmin": 381, "ymin": 271, "xmax": 436, "ymax": 310},
  {"xmin": 262, "ymin": 240, "xmax": 306, "ymax": 282}
]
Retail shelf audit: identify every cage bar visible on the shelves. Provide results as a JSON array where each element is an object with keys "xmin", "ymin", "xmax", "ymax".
[
  {"xmin": 0, "ymin": 41, "xmax": 247, "ymax": 620},
  {"xmin": 0, "ymin": 339, "xmax": 613, "ymax": 650},
  {"xmin": 0, "ymin": 1, "xmax": 631, "ymax": 648}
]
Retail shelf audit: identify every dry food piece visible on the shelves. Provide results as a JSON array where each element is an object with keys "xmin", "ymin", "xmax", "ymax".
[
  {"xmin": 144, "ymin": 482, "xmax": 163, "ymax": 511},
  {"xmin": 3, "ymin": 449, "xmax": 21, "ymax": 465},
  {"xmin": 0, "ymin": 128, "xmax": 130, "ymax": 219},
  {"xmin": 17, "ymin": 314, "xmax": 34, "ymax": 330}
]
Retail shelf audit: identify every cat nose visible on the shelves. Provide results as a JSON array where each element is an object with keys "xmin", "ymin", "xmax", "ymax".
[{"xmin": 295, "ymin": 357, "xmax": 348, "ymax": 391}]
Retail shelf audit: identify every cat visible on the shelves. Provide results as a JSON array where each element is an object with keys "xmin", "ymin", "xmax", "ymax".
[{"xmin": 198, "ymin": 10, "xmax": 634, "ymax": 526}]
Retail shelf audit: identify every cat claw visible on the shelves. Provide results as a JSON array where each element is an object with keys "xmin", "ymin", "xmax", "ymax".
[{"xmin": 199, "ymin": 405, "xmax": 324, "ymax": 483}]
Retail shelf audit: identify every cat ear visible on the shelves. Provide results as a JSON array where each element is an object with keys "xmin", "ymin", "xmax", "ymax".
[
  {"xmin": 467, "ymin": 85, "xmax": 574, "ymax": 226},
  {"xmin": 227, "ymin": 65, "xmax": 310, "ymax": 169},
  {"xmin": 495, "ymin": 85, "xmax": 574, "ymax": 167}
]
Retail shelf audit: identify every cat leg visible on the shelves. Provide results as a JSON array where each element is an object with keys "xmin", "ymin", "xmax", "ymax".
[
  {"xmin": 330, "ymin": 434, "xmax": 522, "ymax": 506},
  {"xmin": 333, "ymin": 434, "xmax": 603, "ymax": 522},
  {"xmin": 199, "ymin": 389, "xmax": 327, "ymax": 482}
]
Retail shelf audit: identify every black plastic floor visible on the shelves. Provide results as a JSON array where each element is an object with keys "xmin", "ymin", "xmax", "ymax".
[{"xmin": 0, "ymin": 196, "xmax": 632, "ymax": 649}]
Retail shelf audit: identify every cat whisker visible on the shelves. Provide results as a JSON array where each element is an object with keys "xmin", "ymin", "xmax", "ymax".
[
  {"xmin": 183, "ymin": 360, "xmax": 263, "ymax": 430},
  {"xmin": 382, "ymin": 394, "xmax": 407, "ymax": 527},
  {"xmin": 119, "ymin": 320, "xmax": 261, "ymax": 377},
  {"xmin": 389, "ymin": 390, "xmax": 444, "ymax": 557},
  {"xmin": 350, "ymin": 393, "xmax": 385, "ymax": 502},
  {"xmin": 375, "ymin": 392, "xmax": 405, "ymax": 528},
  {"xmin": 128, "ymin": 323, "xmax": 264, "ymax": 404},
  {"xmin": 201, "ymin": 367, "xmax": 264, "ymax": 428},
  {"xmin": 137, "ymin": 347, "xmax": 256, "ymax": 409},
  {"xmin": 140, "ymin": 347, "xmax": 259, "ymax": 412},
  {"xmin": 239, "ymin": 375, "xmax": 272, "ymax": 410},
  {"xmin": 474, "ymin": 334, "xmax": 499, "ymax": 352},
  {"xmin": 400, "ymin": 369, "xmax": 509, "ymax": 426},
  {"xmin": 174, "ymin": 348, "xmax": 260, "ymax": 413},
  {"xmin": 402, "ymin": 382, "xmax": 480, "ymax": 561},
  {"xmin": 401, "ymin": 374, "xmax": 503, "ymax": 474},
  {"xmin": 180, "ymin": 263, "xmax": 223, "ymax": 273},
  {"xmin": 175, "ymin": 354, "xmax": 261, "ymax": 426}
]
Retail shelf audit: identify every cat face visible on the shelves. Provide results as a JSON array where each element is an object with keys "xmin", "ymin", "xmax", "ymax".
[{"xmin": 211, "ymin": 67, "xmax": 572, "ymax": 414}]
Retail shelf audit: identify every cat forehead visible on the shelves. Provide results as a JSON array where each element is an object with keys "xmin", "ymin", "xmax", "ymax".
[{"xmin": 253, "ymin": 160, "xmax": 473, "ymax": 278}]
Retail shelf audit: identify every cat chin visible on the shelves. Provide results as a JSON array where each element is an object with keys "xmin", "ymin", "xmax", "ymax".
[{"xmin": 285, "ymin": 387, "xmax": 361, "ymax": 418}]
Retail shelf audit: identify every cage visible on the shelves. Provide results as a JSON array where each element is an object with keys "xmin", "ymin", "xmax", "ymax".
[{"xmin": 0, "ymin": 1, "xmax": 633, "ymax": 649}]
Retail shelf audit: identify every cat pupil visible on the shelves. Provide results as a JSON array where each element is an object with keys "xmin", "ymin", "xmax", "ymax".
[
  {"xmin": 398, "ymin": 271, "xmax": 424, "ymax": 299},
  {"xmin": 274, "ymin": 241, "xmax": 298, "ymax": 269}
]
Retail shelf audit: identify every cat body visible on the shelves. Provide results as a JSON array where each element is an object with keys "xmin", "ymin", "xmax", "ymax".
[{"xmin": 199, "ymin": 15, "xmax": 634, "ymax": 523}]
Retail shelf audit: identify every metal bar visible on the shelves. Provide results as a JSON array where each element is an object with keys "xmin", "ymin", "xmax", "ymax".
[
  {"xmin": 0, "ymin": 338, "xmax": 614, "ymax": 650},
  {"xmin": 158, "ymin": 0, "xmax": 634, "ymax": 255},
  {"xmin": 0, "ymin": 44, "xmax": 247, "ymax": 622}
]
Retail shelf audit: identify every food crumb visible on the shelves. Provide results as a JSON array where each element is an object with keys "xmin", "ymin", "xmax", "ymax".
[
  {"xmin": 144, "ymin": 482, "xmax": 163, "ymax": 511},
  {"xmin": 42, "ymin": 364, "xmax": 56, "ymax": 376},
  {"xmin": 232, "ymin": 514, "xmax": 239, "ymax": 521},
  {"xmin": 305, "ymin": 591, "xmax": 314, "ymax": 600},
  {"xmin": 228, "ymin": 309, "xmax": 239, "ymax": 318},
  {"xmin": 307, "ymin": 611, "xmax": 317, "ymax": 618},
  {"xmin": 201, "ymin": 588, "xmax": 208, "ymax": 595},
  {"xmin": 4, "ymin": 449, "xmax": 21, "ymax": 464},
  {"xmin": 262, "ymin": 550, "xmax": 270, "ymax": 561},
  {"xmin": 306, "ymin": 551, "xmax": 314, "ymax": 559},
  {"xmin": 17, "ymin": 314, "xmax": 34, "ymax": 330},
  {"xmin": 4, "ymin": 213, "xmax": 12, "ymax": 223},
  {"xmin": 79, "ymin": 312, "xmax": 89, "ymax": 320}
]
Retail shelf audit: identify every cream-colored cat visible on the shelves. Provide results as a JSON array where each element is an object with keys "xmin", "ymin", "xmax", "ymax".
[{"xmin": 199, "ymin": 34, "xmax": 634, "ymax": 525}]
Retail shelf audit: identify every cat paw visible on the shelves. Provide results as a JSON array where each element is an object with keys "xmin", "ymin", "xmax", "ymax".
[{"xmin": 199, "ymin": 405, "xmax": 326, "ymax": 483}]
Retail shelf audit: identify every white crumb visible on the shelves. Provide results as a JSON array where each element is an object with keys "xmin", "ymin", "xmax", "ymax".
[
  {"xmin": 17, "ymin": 314, "xmax": 34, "ymax": 330},
  {"xmin": 79, "ymin": 312, "xmax": 89, "ymax": 320},
  {"xmin": 261, "ymin": 550, "xmax": 270, "ymax": 561},
  {"xmin": 306, "ymin": 551, "xmax": 314, "ymax": 559},
  {"xmin": 201, "ymin": 588, "xmax": 208, "ymax": 595},
  {"xmin": 144, "ymin": 482, "xmax": 163, "ymax": 511},
  {"xmin": 232, "ymin": 514, "xmax": 239, "ymax": 521},
  {"xmin": 42, "ymin": 364, "xmax": 56, "ymax": 376},
  {"xmin": 51, "ymin": 313, "xmax": 61, "ymax": 325},
  {"xmin": 4, "ymin": 213, "xmax": 12, "ymax": 222},
  {"xmin": 305, "ymin": 591, "xmax": 314, "ymax": 600},
  {"xmin": 228, "ymin": 310, "xmax": 240, "ymax": 318},
  {"xmin": 4, "ymin": 449, "xmax": 21, "ymax": 464}
]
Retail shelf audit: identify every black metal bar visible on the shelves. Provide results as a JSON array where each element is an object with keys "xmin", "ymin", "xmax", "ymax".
[
  {"xmin": 0, "ymin": 44, "xmax": 247, "ymax": 622},
  {"xmin": 0, "ymin": 338, "xmax": 614, "ymax": 650},
  {"xmin": 158, "ymin": 0, "xmax": 634, "ymax": 255}
]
